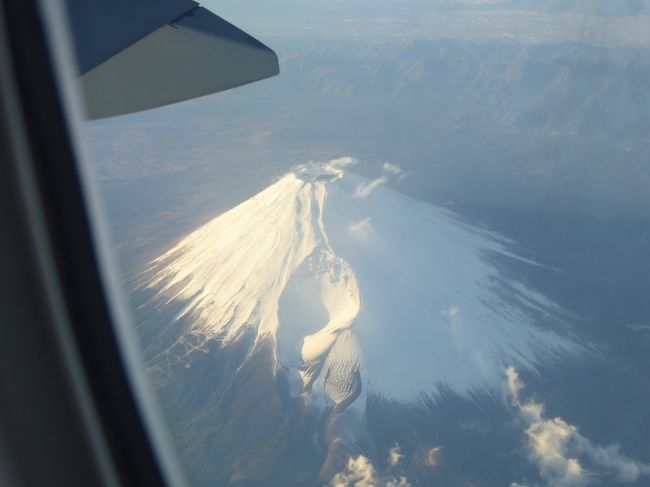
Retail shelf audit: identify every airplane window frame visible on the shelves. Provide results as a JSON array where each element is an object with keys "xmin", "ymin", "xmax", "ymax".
[{"xmin": 0, "ymin": 1, "xmax": 184, "ymax": 485}]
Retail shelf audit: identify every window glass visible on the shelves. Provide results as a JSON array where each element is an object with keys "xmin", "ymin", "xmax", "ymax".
[{"xmin": 80, "ymin": 1, "xmax": 650, "ymax": 486}]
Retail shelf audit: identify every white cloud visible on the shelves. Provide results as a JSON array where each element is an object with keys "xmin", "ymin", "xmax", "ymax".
[
  {"xmin": 382, "ymin": 162, "xmax": 402, "ymax": 175},
  {"xmin": 329, "ymin": 156, "xmax": 359, "ymax": 169},
  {"xmin": 331, "ymin": 455, "xmax": 411, "ymax": 487},
  {"xmin": 524, "ymin": 415, "xmax": 586, "ymax": 487},
  {"xmin": 506, "ymin": 366, "xmax": 524, "ymax": 406},
  {"xmin": 506, "ymin": 367, "xmax": 650, "ymax": 487},
  {"xmin": 388, "ymin": 444, "xmax": 404, "ymax": 466},
  {"xmin": 331, "ymin": 456, "xmax": 376, "ymax": 487},
  {"xmin": 352, "ymin": 161, "xmax": 403, "ymax": 198},
  {"xmin": 348, "ymin": 218, "xmax": 374, "ymax": 244},
  {"xmin": 386, "ymin": 477, "xmax": 410, "ymax": 487},
  {"xmin": 574, "ymin": 437, "xmax": 650, "ymax": 483},
  {"xmin": 353, "ymin": 177, "xmax": 388, "ymax": 198},
  {"xmin": 425, "ymin": 447, "xmax": 442, "ymax": 467},
  {"xmin": 441, "ymin": 305, "xmax": 460, "ymax": 318}
]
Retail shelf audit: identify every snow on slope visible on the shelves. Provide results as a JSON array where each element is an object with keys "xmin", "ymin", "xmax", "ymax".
[{"xmin": 147, "ymin": 157, "xmax": 578, "ymax": 407}]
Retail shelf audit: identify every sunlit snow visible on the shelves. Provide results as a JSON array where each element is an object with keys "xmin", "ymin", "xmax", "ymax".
[{"xmin": 147, "ymin": 157, "xmax": 578, "ymax": 405}]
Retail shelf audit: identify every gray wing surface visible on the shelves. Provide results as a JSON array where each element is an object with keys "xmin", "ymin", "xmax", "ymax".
[{"xmin": 65, "ymin": 0, "xmax": 279, "ymax": 119}]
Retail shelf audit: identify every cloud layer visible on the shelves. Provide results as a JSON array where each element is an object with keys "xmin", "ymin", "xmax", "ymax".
[{"xmin": 507, "ymin": 367, "xmax": 650, "ymax": 487}]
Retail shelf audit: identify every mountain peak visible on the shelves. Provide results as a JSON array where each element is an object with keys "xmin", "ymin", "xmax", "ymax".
[{"xmin": 147, "ymin": 159, "xmax": 580, "ymax": 406}]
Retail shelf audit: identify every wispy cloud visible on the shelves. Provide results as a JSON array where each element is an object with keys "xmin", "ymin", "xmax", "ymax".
[
  {"xmin": 506, "ymin": 367, "xmax": 650, "ymax": 487},
  {"xmin": 331, "ymin": 455, "xmax": 410, "ymax": 487},
  {"xmin": 441, "ymin": 305, "xmax": 460, "ymax": 318},
  {"xmin": 388, "ymin": 444, "xmax": 404, "ymax": 467},
  {"xmin": 382, "ymin": 162, "xmax": 402, "ymax": 175},
  {"xmin": 348, "ymin": 217, "xmax": 374, "ymax": 244},
  {"xmin": 353, "ymin": 161, "xmax": 402, "ymax": 198},
  {"xmin": 386, "ymin": 478, "xmax": 410, "ymax": 487},
  {"xmin": 330, "ymin": 156, "xmax": 359, "ymax": 169},
  {"xmin": 506, "ymin": 366, "xmax": 524, "ymax": 406},
  {"xmin": 354, "ymin": 177, "xmax": 388, "ymax": 198}
]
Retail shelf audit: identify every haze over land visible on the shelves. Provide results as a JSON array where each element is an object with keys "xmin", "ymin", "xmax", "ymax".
[
  {"xmin": 208, "ymin": 0, "xmax": 650, "ymax": 47},
  {"xmin": 85, "ymin": 1, "xmax": 650, "ymax": 485}
]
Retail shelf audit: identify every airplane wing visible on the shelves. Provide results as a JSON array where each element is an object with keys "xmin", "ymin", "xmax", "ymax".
[{"xmin": 65, "ymin": 0, "xmax": 279, "ymax": 119}]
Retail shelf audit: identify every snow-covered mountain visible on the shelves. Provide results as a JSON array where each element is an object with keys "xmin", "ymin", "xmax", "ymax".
[{"xmin": 146, "ymin": 158, "xmax": 578, "ymax": 412}]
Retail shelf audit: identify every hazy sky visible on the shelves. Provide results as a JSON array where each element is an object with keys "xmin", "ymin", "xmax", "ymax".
[{"xmin": 201, "ymin": 0, "xmax": 650, "ymax": 46}]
